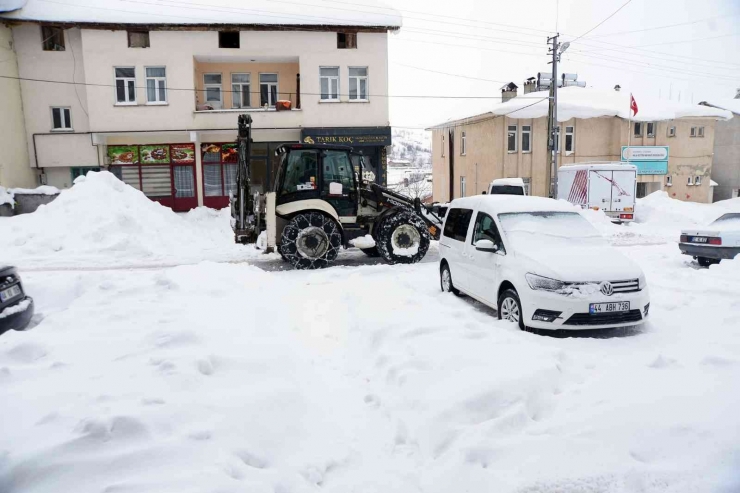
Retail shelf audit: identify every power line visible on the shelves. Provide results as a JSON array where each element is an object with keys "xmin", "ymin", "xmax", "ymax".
[
  {"xmin": 392, "ymin": 63, "xmax": 512, "ymax": 84},
  {"xmin": 580, "ymin": 13, "xmax": 740, "ymax": 39},
  {"xmin": 621, "ymin": 32, "xmax": 740, "ymax": 48},
  {"xmin": 569, "ymin": 0, "xmax": 633, "ymax": 43},
  {"xmin": 0, "ymin": 74, "xmax": 551, "ymax": 99}
]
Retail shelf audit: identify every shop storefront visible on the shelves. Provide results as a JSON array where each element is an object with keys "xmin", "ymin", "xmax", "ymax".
[
  {"xmin": 108, "ymin": 144, "xmax": 198, "ymax": 211},
  {"xmin": 300, "ymin": 127, "xmax": 391, "ymax": 186}
]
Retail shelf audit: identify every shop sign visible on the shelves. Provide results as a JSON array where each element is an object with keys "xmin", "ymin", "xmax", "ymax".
[
  {"xmin": 108, "ymin": 145, "xmax": 139, "ymax": 165},
  {"xmin": 301, "ymin": 127, "xmax": 392, "ymax": 147},
  {"xmin": 140, "ymin": 145, "xmax": 170, "ymax": 164},
  {"xmin": 621, "ymin": 146, "xmax": 669, "ymax": 175},
  {"xmin": 171, "ymin": 144, "xmax": 196, "ymax": 164}
]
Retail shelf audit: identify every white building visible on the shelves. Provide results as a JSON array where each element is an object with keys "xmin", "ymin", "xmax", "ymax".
[{"xmin": 0, "ymin": 0, "xmax": 401, "ymax": 210}]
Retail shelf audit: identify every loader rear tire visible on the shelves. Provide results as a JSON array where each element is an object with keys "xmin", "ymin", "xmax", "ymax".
[
  {"xmin": 376, "ymin": 211, "xmax": 430, "ymax": 265},
  {"xmin": 280, "ymin": 212, "xmax": 341, "ymax": 270}
]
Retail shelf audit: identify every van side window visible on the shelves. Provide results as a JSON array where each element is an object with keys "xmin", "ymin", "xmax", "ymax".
[
  {"xmin": 472, "ymin": 212, "xmax": 505, "ymax": 253},
  {"xmin": 443, "ymin": 207, "xmax": 473, "ymax": 242}
]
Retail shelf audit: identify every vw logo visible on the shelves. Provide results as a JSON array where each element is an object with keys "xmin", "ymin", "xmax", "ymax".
[{"xmin": 600, "ymin": 282, "xmax": 614, "ymax": 296}]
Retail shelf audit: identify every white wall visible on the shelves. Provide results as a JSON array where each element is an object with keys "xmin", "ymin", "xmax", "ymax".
[{"xmin": 0, "ymin": 24, "xmax": 36, "ymax": 188}]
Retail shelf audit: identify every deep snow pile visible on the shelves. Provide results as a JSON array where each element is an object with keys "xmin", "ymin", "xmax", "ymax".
[
  {"xmin": 0, "ymin": 171, "xmax": 265, "ymax": 268},
  {"xmin": 0, "ymin": 187, "xmax": 13, "ymax": 207}
]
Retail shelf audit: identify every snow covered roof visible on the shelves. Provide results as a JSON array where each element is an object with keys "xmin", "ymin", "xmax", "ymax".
[
  {"xmin": 0, "ymin": 0, "xmax": 402, "ymax": 29},
  {"xmin": 429, "ymin": 87, "xmax": 733, "ymax": 129},
  {"xmin": 700, "ymin": 99, "xmax": 740, "ymax": 116}
]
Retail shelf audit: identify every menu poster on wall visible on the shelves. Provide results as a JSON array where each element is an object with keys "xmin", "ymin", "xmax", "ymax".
[
  {"xmin": 108, "ymin": 145, "xmax": 139, "ymax": 165},
  {"xmin": 140, "ymin": 145, "xmax": 170, "ymax": 164},
  {"xmin": 202, "ymin": 143, "xmax": 221, "ymax": 163},
  {"xmin": 171, "ymin": 144, "xmax": 196, "ymax": 164},
  {"xmin": 221, "ymin": 144, "xmax": 238, "ymax": 163}
]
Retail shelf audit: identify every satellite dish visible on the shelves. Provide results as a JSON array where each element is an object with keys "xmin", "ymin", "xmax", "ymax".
[{"xmin": 560, "ymin": 41, "xmax": 570, "ymax": 54}]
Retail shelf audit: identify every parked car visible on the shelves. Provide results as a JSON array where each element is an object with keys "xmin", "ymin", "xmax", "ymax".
[
  {"xmin": 488, "ymin": 178, "xmax": 527, "ymax": 196},
  {"xmin": 558, "ymin": 163, "xmax": 637, "ymax": 223},
  {"xmin": 0, "ymin": 266, "xmax": 34, "ymax": 335},
  {"xmin": 438, "ymin": 195, "xmax": 650, "ymax": 331},
  {"xmin": 679, "ymin": 213, "xmax": 740, "ymax": 266}
]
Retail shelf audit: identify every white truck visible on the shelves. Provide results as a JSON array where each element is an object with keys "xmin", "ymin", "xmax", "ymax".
[
  {"xmin": 557, "ymin": 163, "xmax": 637, "ymax": 222},
  {"xmin": 488, "ymin": 177, "xmax": 527, "ymax": 196}
]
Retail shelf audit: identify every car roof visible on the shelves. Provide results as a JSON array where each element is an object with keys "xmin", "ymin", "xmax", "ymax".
[{"xmin": 448, "ymin": 195, "xmax": 577, "ymax": 215}]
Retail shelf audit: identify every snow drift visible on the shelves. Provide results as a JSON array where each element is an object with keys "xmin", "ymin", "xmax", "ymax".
[{"xmin": 0, "ymin": 171, "xmax": 261, "ymax": 268}]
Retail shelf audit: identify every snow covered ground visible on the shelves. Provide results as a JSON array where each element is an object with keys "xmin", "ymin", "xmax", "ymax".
[{"xmin": 1, "ymin": 174, "xmax": 740, "ymax": 493}]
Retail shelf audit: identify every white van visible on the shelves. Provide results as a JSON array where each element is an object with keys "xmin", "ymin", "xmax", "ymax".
[
  {"xmin": 557, "ymin": 163, "xmax": 637, "ymax": 222},
  {"xmin": 438, "ymin": 195, "xmax": 650, "ymax": 331},
  {"xmin": 488, "ymin": 178, "xmax": 527, "ymax": 196}
]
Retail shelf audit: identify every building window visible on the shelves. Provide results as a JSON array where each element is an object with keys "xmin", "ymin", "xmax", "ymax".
[
  {"xmin": 349, "ymin": 67, "xmax": 368, "ymax": 101},
  {"xmin": 667, "ymin": 126, "xmax": 676, "ymax": 137},
  {"xmin": 698, "ymin": 126, "xmax": 704, "ymax": 137},
  {"xmin": 115, "ymin": 67, "xmax": 136, "ymax": 104},
  {"xmin": 231, "ymin": 73, "xmax": 251, "ymax": 108},
  {"xmin": 507, "ymin": 125, "xmax": 517, "ymax": 153},
  {"xmin": 460, "ymin": 131, "xmax": 466, "ymax": 155},
  {"xmin": 460, "ymin": 176, "xmax": 466, "ymax": 197},
  {"xmin": 259, "ymin": 73, "xmax": 278, "ymax": 107},
  {"xmin": 127, "ymin": 31, "xmax": 150, "ymax": 48},
  {"xmin": 41, "ymin": 26, "xmax": 65, "ymax": 51},
  {"xmin": 337, "ymin": 32, "xmax": 357, "ymax": 49},
  {"xmin": 71, "ymin": 167, "xmax": 100, "ymax": 181},
  {"xmin": 690, "ymin": 126, "xmax": 705, "ymax": 138},
  {"xmin": 634, "ymin": 122, "xmax": 642, "ymax": 137},
  {"xmin": 51, "ymin": 107, "xmax": 72, "ymax": 130},
  {"xmin": 646, "ymin": 122, "xmax": 656, "ymax": 137},
  {"xmin": 145, "ymin": 67, "xmax": 167, "ymax": 104},
  {"xmin": 219, "ymin": 31, "xmax": 240, "ymax": 48},
  {"xmin": 319, "ymin": 67, "xmax": 339, "ymax": 101},
  {"xmin": 564, "ymin": 126, "xmax": 574, "ymax": 154},
  {"xmin": 687, "ymin": 176, "xmax": 693, "ymax": 186},
  {"xmin": 521, "ymin": 125, "xmax": 531, "ymax": 153},
  {"xmin": 665, "ymin": 175, "xmax": 673, "ymax": 187},
  {"xmin": 694, "ymin": 176, "xmax": 702, "ymax": 186},
  {"xmin": 203, "ymin": 73, "xmax": 223, "ymax": 109}
]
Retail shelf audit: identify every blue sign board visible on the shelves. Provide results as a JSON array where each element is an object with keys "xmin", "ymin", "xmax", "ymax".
[
  {"xmin": 624, "ymin": 161, "xmax": 669, "ymax": 175},
  {"xmin": 621, "ymin": 146, "xmax": 669, "ymax": 175}
]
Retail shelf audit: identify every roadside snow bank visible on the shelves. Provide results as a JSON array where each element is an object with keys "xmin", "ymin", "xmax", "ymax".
[
  {"xmin": 9, "ymin": 185, "xmax": 60, "ymax": 195},
  {"xmin": 0, "ymin": 171, "xmax": 263, "ymax": 268},
  {"xmin": 0, "ymin": 187, "xmax": 14, "ymax": 208}
]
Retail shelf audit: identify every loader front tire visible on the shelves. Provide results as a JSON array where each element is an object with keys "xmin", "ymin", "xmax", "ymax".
[
  {"xmin": 376, "ymin": 211, "xmax": 430, "ymax": 265},
  {"xmin": 280, "ymin": 212, "xmax": 341, "ymax": 270}
]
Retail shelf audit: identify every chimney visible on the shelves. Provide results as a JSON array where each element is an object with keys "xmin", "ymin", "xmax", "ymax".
[
  {"xmin": 501, "ymin": 82, "xmax": 518, "ymax": 102},
  {"xmin": 614, "ymin": 84, "xmax": 621, "ymax": 92},
  {"xmin": 523, "ymin": 77, "xmax": 536, "ymax": 94}
]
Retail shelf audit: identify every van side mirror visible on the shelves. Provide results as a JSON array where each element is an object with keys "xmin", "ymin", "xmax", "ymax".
[{"xmin": 475, "ymin": 239, "xmax": 499, "ymax": 252}]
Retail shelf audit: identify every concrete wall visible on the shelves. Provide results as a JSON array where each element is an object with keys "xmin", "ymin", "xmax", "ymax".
[
  {"xmin": 0, "ymin": 25, "xmax": 35, "ymax": 188},
  {"xmin": 710, "ymin": 115, "xmax": 740, "ymax": 202},
  {"xmin": 431, "ymin": 113, "xmax": 720, "ymax": 203}
]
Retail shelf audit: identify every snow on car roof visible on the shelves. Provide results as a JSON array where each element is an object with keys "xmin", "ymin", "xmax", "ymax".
[
  {"xmin": 491, "ymin": 178, "xmax": 525, "ymax": 187},
  {"xmin": 450, "ymin": 195, "xmax": 577, "ymax": 215},
  {"xmin": 0, "ymin": 0, "xmax": 402, "ymax": 27}
]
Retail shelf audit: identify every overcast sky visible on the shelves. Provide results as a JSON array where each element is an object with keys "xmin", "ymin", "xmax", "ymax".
[{"xmin": 385, "ymin": 0, "xmax": 740, "ymax": 128}]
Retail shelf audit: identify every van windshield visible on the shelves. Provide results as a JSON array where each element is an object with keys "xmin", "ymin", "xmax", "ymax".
[
  {"xmin": 490, "ymin": 185, "xmax": 524, "ymax": 196},
  {"xmin": 498, "ymin": 211, "xmax": 605, "ymax": 249}
]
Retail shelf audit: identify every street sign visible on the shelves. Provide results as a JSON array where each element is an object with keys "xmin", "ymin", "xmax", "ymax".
[{"xmin": 621, "ymin": 146, "xmax": 669, "ymax": 175}]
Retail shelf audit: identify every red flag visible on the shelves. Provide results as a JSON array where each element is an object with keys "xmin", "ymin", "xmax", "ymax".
[{"xmin": 630, "ymin": 94, "xmax": 639, "ymax": 116}]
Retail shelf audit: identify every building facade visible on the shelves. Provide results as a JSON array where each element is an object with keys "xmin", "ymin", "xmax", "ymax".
[
  {"xmin": 429, "ymin": 87, "xmax": 731, "ymax": 204},
  {"xmin": 700, "ymin": 99, "xmax": 740, "ymax": 202},
  {"xmin": 0, "ymin": 1, "xmax": 400, "ymax": 210}
]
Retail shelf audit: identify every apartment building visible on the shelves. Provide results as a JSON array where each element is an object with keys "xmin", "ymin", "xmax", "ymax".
[
  {"xmin": 429, "ymin": 86, "xmax": 732, "ymax": 204},
  {"xmin": 700, "ymin": 98, "xmax": 740, "ymax": 201},
  {"xmin": 0, "ymin": 0, "xmax": 400, "ymax": 210}
]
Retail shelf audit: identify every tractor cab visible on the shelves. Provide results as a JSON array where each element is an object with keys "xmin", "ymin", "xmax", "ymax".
[{"xmin": 273, "ymin": 144, "xmax": 360, "ymax": 218}]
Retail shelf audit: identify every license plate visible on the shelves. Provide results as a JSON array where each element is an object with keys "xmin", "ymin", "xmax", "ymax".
[
  {"xmin": 690, "ymin": 236, "xmax": 708, "ymax": 243},
  {"xmin": 0, "ymin": 285, "xmax": 22, "ymax": 303},
  {"xmin": 589, "ymin": 301, "xmax": 629, "ymax": 314}
]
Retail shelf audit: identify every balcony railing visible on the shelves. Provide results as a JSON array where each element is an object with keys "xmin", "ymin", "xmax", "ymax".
[{"xmin": 195, "ymin": 91, "xmax": 300, "ymax": 112}]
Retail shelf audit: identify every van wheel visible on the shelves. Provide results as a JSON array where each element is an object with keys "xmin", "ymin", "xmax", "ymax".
[
  {"xmin": 440, "ymin": 263, "xmax": 460, "ymax": 296},
  {"xmin": 280, "ymin": 212, "xmax": 341, "ymax": 270},
  {"xmin": 497, "ymin": 289, "xmax": 525, "ymax": 331},
  {"xmin": 376, "ymin": 211, "xmax": 430, "ymax": 264}
]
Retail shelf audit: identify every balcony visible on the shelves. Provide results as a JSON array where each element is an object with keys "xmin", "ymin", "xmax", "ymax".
[{"xmin": 193, "ymin": 56, "xmax": 301, "ymax": 113}]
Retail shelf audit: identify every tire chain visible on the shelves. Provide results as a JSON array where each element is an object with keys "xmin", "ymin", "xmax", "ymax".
[{"xmin": 280, "ymin": 212, "xmax": 342, "ymax": 270}]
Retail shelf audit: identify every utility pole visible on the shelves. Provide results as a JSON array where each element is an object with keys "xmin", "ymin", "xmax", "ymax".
[{"xmin": 546, "ymin": 34, "xmax": 560, "ymax": 199}]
